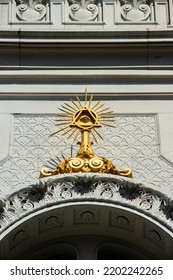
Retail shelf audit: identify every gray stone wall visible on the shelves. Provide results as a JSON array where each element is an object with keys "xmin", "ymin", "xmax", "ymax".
[{"xmin": 0, "ymin": 0, "xmax": 173, "ymax": 202}]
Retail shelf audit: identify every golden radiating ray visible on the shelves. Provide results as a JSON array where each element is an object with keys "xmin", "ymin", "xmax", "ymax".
[
  {"xmin": 99, "ymin": 119, "xmax": 115, "ymax": 122},
  {"xmin": 100, "ymin": 122, "xmax": 115, "ymax": 128},
  {"xmin": 61, "ymin": 105, "xmax": 76, "ymax": 114},
  {"xmin": 64, "ymin": 102, "xmax": 77, "ymax": 112},
  {"xmin": 70, "ymin": 99, "xmax": 81, "ymax": 110},
  {"xmin": 88, "ymin": 94, "xmax": 93, "ymax": 109},
  {"xmin": 94, "ymin": 103, "xmax": 106, "ymax": 112},
  {"xmin": 56, "ymin": 114, "xmax": 67, "ymax": 117},
  {"xmin": 91, "ymin": 130, "xmax": 98, "ymax": 144},
  {"xmin": 99, "ymin": 116, "xmax": 114, "ymax": 119},
  {"xmin": 55, "ymin": 118, "xmax": 71, "ymax": 122},
  {"xmin": 91, "ymin": 100, "xmax": 101, "ymax": 111},
  {"xmin": 61, "ymin": 105, "xmax": 74, "ymax": 114},
  {"xmin": 85, "ymin": 87, "xmax": 88, "ymax": 105},
  {"xmin": 73, "ymin": 130, "xmax": 80, "ymax": 142},
  {"xmin": 93, "ymin": 128, "xmax": 104, "ymax": 140},
  {"xmin": 96, "ymin": 107, "xmax": 111, "ymax": 114},
  {"xmin": 97, "ymin": 108, "xmax": 111, "ymax": 113},
  {"xmin": 49, "ymin": 125, "xmax": 70, "ymax": 137},
  {"xmin": 101, "ymin": 112, "xmax": 113, "ymax": 115},
  {"xmin": 59, "ymin": 108, "xmax": 73, "ymax": 115},
  {"xmin": 55, "ymin": 122, "xmax": 70, "ymax": 126},
  {"xmin": 76, "ymin": 95, "xmax": 83, "ymax": 108},
  {"xmin": 98, "ymin": 111, "xmax": 114, "ymax": 116},
  {"xmin": 62, "ymin": 127, "xmax": 72, "ymax": 136},
  {"xmin": 67, "ymin": 128, "xmax": 78, "ymax": 139},
  {"xmin": 49, "ymin": 131, "xmax": 59, "ymax": 137},
  {"xmin": 99, "ymin": 115, "xmax": 114, "ymax": 118}
]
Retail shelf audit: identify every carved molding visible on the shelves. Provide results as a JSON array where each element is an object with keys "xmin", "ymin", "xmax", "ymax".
[
  {"xmin": 67, "ymin": 0, "xmax": 99, "ymax": 21},
  {"xmin": 16, "ymin": 0, "xmax": 47, "ymax": 21},
  {"xmin": 120, "ymin": 0, "xmax": 151, "ymax": 21},
  {"xmin": 0, "ymin": 173, "xmax": 173, "ymax": 234},
  {"xmin": 0, "ymin": 0, "xmax": 171, "ymax": 26}
]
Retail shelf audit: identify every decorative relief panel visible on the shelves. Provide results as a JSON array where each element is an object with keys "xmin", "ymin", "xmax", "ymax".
[
  {"xmin": 67, "ymin": 0, "xmax": 99, "ymax": 21},
  {"xmin": 1, "ymin": 114, "xmax": 173, "ymax": 197},
  {"xmin": 39, "ymin": 212, "xmax": 63, "ymax": 232},
  {"xmin": 120, "ymin": 0, "xmax": 151, "ymax": 21},
  {"xmin": 15, "ymin": 0, "xmax": 47, "ymax": 21},
  {"xmin": 9, "ymin": 226, "xmax": 30, "ymax": 248},
  {"xmin": 0, "ymin": 0, "xmax": 171, "ymax": 26},
  {"xmin": 111, "ymin": 213, "xmax": 135, "ymax": 231},
  {"xmin": 75, "ymin": 209, "xmax": 99, "ymax": 224},
  {"xmin": 1, "ymin": 173, "xmax": 173, "ymax": 233},
  {"xmin": 144, "ymin": 224, "xmax": 165, "ymax": 248}
]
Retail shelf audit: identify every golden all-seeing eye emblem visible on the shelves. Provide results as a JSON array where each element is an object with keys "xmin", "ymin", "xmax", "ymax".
[{"xmin": 40, "ymin": 89, "xmax": 132, "ymax": 178}]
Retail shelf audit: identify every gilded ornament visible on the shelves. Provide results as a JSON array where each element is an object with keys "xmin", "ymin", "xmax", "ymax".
[{"xmin": 40, "ymin": 89, "xmax": 132, "ymax": 178}]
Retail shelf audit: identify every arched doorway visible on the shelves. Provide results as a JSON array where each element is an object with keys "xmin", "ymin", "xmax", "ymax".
[
  {"xmin": 1, "ymin": 173, "xmax": 173, "ymax": 259},
  {"xmin": 1, "ymin": 202, "xmax": 173, "ymax": 259}
]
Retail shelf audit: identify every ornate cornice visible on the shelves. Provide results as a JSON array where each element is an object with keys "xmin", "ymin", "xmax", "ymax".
[{"xmin": 0, "ymin": 173, "xmax": 173, "ymax": 234}]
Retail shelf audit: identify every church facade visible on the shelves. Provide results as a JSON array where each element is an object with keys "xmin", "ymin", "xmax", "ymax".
[{"xmin": 0, "ymin": 0, "xmax": 173, "ymax": 259}]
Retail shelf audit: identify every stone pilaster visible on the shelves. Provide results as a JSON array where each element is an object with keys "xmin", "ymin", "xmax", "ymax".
[{"xmin": 0, "ymin": 0, "xmax": 11, "ymax": 25}]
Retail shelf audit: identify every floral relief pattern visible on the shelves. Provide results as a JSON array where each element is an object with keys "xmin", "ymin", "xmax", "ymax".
[
  {"xmin": 0, "ymin": 114, "xmax": 173, "ymax": 197},
  {"xmin": 1, "ymin": 173, "xmax": 173, "ymax": 233},
  {"xmin": 66, "ymin": 0, "xmax": 152, "ymax": 22},
  {"xmin": 120, "ymin": 0, "xmax": 151, "ymax": 21},
  {"xmin": 1, "ymin": 0, "xmax": 166, "ymax": 25},
  {"xmin": 67, "ymin": 0, "xmax": 99, "ymax": 21},
  {"xmin": 16, "ymin": 0, "xmax": 47, "ymax": 21}
]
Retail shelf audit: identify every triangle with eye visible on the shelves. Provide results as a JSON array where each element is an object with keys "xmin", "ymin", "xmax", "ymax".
[{"xmin": 70, "ymin": 107, "xmax": 101, "ymax": 129}]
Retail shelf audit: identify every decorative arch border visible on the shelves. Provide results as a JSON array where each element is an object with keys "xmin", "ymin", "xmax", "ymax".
[
  {"xmin": 0, "ymin": 173, "xmax": 173, "ymax": 235},
  {"xmin": 1, "ymin": 201, "xmax": 173, "ymax": 259}
]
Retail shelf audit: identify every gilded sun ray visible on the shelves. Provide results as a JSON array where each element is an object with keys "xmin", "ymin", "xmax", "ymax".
[
  {"xmin": 64, "ymin": 102, "xmax": 76, "ymax": 112},
  {"xmin": 70, "ymin": 98, "xmax": 81, "ymax": 110},
  {"xmin": 91, "ymin": 100, "xmax": 101, "ymax": 111},
  {"xmin": 94, "ymin": 103, "xmax": 105, "ymax": 112},
  {"xmin": 67, "ymin": 128, "xmax": 78, "ymax": 139},
  {"xmin": 76, "ymin": 95, "xmax": 83, "ymax": 108},
  {"xmin": 88, "ymin": 95, "xmax": 93, "ymax": 109},
  {"xmin": 91, "ymin": 130, "xmax": 98, "ymax": 143}
]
